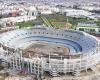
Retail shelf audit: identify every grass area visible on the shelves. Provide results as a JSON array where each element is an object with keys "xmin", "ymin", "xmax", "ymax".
[
  {"xmin": 44, "ymin": 14, "xmax": 72, "ymax": 28},
  {"xmin": 15, "ymin": 20, "xmax": 35, "ymax": 29},
  {"xmin": 15, "ymin": 17, "xmax": 44, "ymax": 29},
  {"xmin": 39, "ymin": 16, "xmax": 52, "ymax": 27},
  {"xmin": 51, "ymin": 22, "xmax": 71, "ymax": 28},
  {"xmin": 43, "ymin": 14, "xmax": 94, "ymax": 29},
  {"xmin": 15, "ymin": 14, "xmax": 97, "ymax": 29},
  {"xmin": 68, "ymin": 17, "xmax": 94, "ymax": 25}
]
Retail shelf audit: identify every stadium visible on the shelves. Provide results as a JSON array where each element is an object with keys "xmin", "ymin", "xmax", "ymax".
[{"xmin": 0, "ymin": 28, "xmax": 100, "ymax": 77}]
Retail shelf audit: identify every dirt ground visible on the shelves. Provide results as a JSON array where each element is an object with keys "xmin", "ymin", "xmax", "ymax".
[{"xmin": 22, "ymin": 42, "xmax": 70, "ymax": 58}]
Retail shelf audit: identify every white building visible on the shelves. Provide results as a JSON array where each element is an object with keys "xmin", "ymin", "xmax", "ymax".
[
  {"xmin": 1, "ymin": 16, "xmax": 36, "ymax": 23},
  {"xmin": 80, "ymin": 5, "xmax": 100, "ymax": 11},
  {"xmin": 0, "ymin": 5, "xmax": 38, "ymax": 23},
  {"xmin": 26, "ymin": 6, "xmax": 38, "ymax": 16},
  {"xmin": 76, "ymin": 22, "xmax": 100, "ymax": 33},
  {"xmin": 61, "ymin": 9, "xmax": 93, "ymax": 17},
  {"xmin": 37, "ymin": 5, "xmax": 53, "ymax": 14}
]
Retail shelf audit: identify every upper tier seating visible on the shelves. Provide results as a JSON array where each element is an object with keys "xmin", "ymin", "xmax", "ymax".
[{"xmin": 0, "ymin": 29, "xmax": 98, "ymax": 55}]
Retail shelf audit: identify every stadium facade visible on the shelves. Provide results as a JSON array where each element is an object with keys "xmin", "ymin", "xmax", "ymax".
[{"xmin": 0, "ymin": 28, "xmax": 100, "ymax": 77}]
